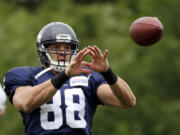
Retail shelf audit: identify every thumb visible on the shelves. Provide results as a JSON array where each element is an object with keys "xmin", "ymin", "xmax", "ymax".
[
  {"xmin": 103, "ymin": 50, "xmax": 108, "ymax": 59},
  {"xmin": 81, "ymin": 61, "xmax": 92, "ymax": 68},
  {"xmin": 81, "ymin": 69, "xmax": 92, "ymax": 74}
]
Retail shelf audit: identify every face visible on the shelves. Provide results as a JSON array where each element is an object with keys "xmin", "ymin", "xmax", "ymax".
[{"xmin": 47, "ymin": 43, "xmax": 72, "ymax": 62}]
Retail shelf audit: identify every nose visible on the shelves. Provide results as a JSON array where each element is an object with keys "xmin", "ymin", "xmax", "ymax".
[
  {"xmin": 57, "ymin": 47, "xmax": 68, "ymax": 61},
  {"xmin": 58, "ymin": 51, "xmax": 66, "ymax": 61}
]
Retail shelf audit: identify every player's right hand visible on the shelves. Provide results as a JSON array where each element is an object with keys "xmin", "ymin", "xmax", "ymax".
[{"xmin": 65, "ymin": 48, "xmax": 92, "ymax": 77}]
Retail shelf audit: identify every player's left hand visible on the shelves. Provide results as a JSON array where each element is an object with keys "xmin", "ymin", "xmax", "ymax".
[{"xmin": 82, "ymin": 45, "xmax": 109, "ymax": 72}]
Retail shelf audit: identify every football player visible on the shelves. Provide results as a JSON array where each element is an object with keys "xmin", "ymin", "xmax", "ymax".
[
  {"xmin": 0, "ymin": 84, "xmax": 6, "ymax": 118},
  {"xmin": 4, "ymin": 22, "xmax": 136, "ymax": 135}
]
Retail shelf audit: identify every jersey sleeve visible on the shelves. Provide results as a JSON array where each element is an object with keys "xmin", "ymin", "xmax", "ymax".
[
  {"xmin": 91, "ymin": 71, "xmax": 107, "ymax": 105},
  {"xmin": 4, "ymin": 67, "xmax": 33, "ymax": 103}
]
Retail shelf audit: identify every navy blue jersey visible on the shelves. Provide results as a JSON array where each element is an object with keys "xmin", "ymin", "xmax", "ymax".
[{"xmin": 4, "ymin": 66, "xmax": 107, "ymax": 135}]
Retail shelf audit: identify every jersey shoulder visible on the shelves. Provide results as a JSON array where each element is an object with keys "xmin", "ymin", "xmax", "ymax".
[
  {"xmin": 7, "ymin": 66, "xmax": 43, "ymax": 75},
  {"xmin": 4, "ymin": 66, "xmax": 43, "ymax": 85}
]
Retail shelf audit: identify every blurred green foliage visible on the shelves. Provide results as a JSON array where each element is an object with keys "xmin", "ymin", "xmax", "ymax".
[{"xmin": 0, "ymin": 0, "xmax": 180, "ymax": 135}]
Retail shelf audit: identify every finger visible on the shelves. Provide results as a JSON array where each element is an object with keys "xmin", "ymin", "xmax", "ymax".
[
  {"xmin": 103, "ymin": 49, "xmax": 108, "ymax": 59},
  {"xmin": 93, "ymin": 45, "xmax": 102, "ymax": 56},
  {"xmin": 79, "ymin": 49, "xmax": 90, "ymax": 61},
  {"xmin": 81, "ymin": 61, "xmax": 92, "ymax": 67},
  {"xmin": 88, "ymin": 50, "xmax": 96, "ymax": 59},
  {"xmin": 75, "ymin": 48, "xmax": 87, "ymax": 61},
  {"xmin": 81, "ymin": 68, "xmax": 92, "ymax": 74},
  {"xmin": 88, "ymin": 46, "xmax": 99, "ymax": 56}
]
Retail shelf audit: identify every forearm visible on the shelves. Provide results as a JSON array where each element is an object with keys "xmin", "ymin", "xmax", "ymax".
[
  {"xmin": 100, "ymin": 67, "xmax": 136, "ymax": 107},
  {"xmin": 13, "ymin": 80, "xmax": 57, "ymax": 112},
  {"xmin": 13, "ymin": 70, "xmax": 69, "ymax": 112},
  {"xmin": 27, "ymin": 80, "xmax": 57, "ymax": 110},
  {"xmin": 110, "ymin": 77, "xmax": 136, "ymax": 107}
]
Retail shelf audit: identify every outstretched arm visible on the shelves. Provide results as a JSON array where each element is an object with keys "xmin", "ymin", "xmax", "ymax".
[
  {"xmin": 13, "ymin": 48, "xmax": 91, "ymax": 112},
  {"xmin": 82, "ymin": 46, "xmax": 136, "ymax": 108},
  {"xmin": 97, "ymin": 77, "xmax": 136, "ymax": 108}
]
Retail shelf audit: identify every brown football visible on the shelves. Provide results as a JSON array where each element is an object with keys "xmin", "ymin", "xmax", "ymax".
[{"xmin": 129, "ymin": 17, "xmax": 163, "ymax": 46}]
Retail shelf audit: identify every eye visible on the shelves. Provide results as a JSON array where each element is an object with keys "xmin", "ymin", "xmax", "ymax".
[
  {"xmin": 48, "ymin": 44, "xmax": 56, "ymax": 49},
  {"xmin": 54, "ymin": 45, "xmax": 59, "ymax": 49},
  {"xmin": 65, "ymin": 46, "xmax": 71, "ymax": 50}
]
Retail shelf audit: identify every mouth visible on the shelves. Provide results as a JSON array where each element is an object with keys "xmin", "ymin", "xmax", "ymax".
[
  {"xmin": 59, "ymin": 59, "xmax": 66, "ymax": 62},
  {"xmin": 60, "ymin": 58, "xmax": 66, "ymax": 61}
]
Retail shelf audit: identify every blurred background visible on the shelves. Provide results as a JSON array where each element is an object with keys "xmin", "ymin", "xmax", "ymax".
[{"xmin": 0, "ymin": 0, "xmax": 180, "ymax": 135}]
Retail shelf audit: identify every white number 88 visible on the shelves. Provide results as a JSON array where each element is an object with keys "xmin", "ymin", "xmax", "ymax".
[{"xmin": 40, "ymin": 88, "xmax": 87, "ymax": 130}]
